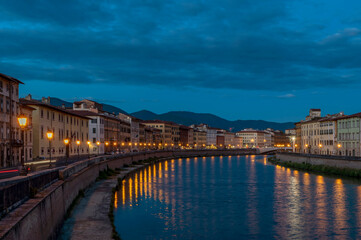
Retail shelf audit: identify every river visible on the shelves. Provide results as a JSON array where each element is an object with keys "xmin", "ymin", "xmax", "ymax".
[{"xmin": 114, "ymin": 155, "xmax": 361, "ymax": 239}]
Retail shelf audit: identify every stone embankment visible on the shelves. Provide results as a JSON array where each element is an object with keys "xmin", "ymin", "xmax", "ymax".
[
  {"xmin": 0, "ymin": 149, "xmax": 256, "ymax": 240},
  {"xmin": 273, "ymin": 152, "xmax": 361, "ymax": 177}
]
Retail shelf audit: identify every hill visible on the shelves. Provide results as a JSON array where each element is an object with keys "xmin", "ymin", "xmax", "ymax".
[{"xmin": 131, "ymin": 110, "xmax": 294, "ymax": 132}]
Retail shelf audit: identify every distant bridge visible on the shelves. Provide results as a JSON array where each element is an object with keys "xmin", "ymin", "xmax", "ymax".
[{"xmin": 258, "ymin": 147, "xmax": 292, "ymax": 154}]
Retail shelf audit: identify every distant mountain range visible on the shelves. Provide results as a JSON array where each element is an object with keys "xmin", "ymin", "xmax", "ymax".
[
  {"xmin": 45, "ymin": 97, "xmax": 294, "ymax": 132},
  {"xmin": 131, "ymin": 110, "xmax": 295, "ymax": 132}
]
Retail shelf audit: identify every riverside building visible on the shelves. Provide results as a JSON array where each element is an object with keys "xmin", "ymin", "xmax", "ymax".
[
  {"xmin": 236, "ymin": 129, "xmax": 265, "ymax": 148},
  {"xmin": 0, "ymin": 73, "xmax": 25, "ymax": 167},
  {"xmin": 21, "ymin": 96, "xmax": 90, "ymax": 160},
  {"xmin": 297, "ymin": 109, "xmax": 344, "ymax": 155},
  {"xmin": 336, "ymin": 113, "xmax": 361, "ymax": 156}
]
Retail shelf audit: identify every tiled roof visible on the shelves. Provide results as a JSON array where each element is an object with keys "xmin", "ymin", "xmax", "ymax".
[
  {"xmin": 0, "ymin": 73, "xmax": 24, "ymax": 84},
  {"xmin": 20, "ymin": 99, "xmax": 90, "ymax": 119}
]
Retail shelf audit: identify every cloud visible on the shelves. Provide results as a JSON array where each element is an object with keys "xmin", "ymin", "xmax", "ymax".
[
  {"xmin": 277, "ymin": 93, "xmax": 296, "ymax": 99},
  {"xmin": 0, "ymin": 0, "xmax": 361, "ymax": 92}
]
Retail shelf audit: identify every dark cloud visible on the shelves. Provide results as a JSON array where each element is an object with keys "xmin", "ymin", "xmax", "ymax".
[{"xmin": 0, "ymin": 0, "xmax": 361, "ymax": 91}]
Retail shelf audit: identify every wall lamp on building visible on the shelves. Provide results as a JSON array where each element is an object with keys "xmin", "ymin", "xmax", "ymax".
[
  {"xmin": 337, "ymin": 144, "xmax": 342, "ymax": 148},
  {"xmin": 17, "ymin": 115, "xmax": 28, "ymax": 175}
]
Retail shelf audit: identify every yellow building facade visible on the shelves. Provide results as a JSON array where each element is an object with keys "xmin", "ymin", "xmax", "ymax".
[{"xmin": 21, "ymin": 97, "xmax": 89, "ymax": 160}]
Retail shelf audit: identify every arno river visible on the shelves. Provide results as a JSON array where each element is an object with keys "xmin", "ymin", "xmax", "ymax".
[{"xmin": 114, "ymin": 155, "xmax": 361, "ymax": 239}]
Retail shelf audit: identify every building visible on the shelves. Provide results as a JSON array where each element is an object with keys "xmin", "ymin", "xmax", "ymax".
[
  {"xmin": 0, "ymin": 73, "xmax": 24, "ymax": 167},
  {"xmin": 68, "ymin": 110, "xmax": 105, "ymax": 155},
  {"xmin": 319, "ymin": 117, "xmax": 338, "ymax": 155},
  {"xmin": 216, "ymin": 129, "xmax": 225, "ymax": 147},
  {"xmin": 171, "ymin": 124, "xmax": 180, "ymax": 146},
  {"xmin": 234, "ymin": 136, "xmax": 243, "ymax": 148},
  {"xmin": 193, "ymin": 130, "xmax": 207, "ymax": 148},
  {"xmin": 21, "ymin": 96, "xmax": 90, "ymax": 160},
  {"xmin": 236, "ymin": 129, "xmax": 265, "ymax": 148},
  {"xmin": 179, "ymin": 125, "xmax": 194, "ymax": 148},
  {"xmin": 294, "ymin": 122, "xmax": 302, "ymax": 153},
  {"xmin": 143, "ymin": 120, "xmax": 174, "ymax": 147},
  {"xmin": 224, "ymin": 131, "xmax": 235, "ymax": 148},
  {"xmin": 298, "ymin": 109, "xmax": 344, "ymax": 155},
  {"xmin": 190, "ymin": 124, "xmax": 217, "ymax": 146},
  {"xmin": 336, "ymin": 113, "xmax": 361, "ymax": 156},
  {"xmin": 273, "ymin": 130, "xmax": 290, "ymax": 147}
]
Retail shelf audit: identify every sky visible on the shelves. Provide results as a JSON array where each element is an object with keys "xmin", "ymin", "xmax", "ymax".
[{"xmin": 1, "ymin": 0, "xmax": 361, "ymax": 122}]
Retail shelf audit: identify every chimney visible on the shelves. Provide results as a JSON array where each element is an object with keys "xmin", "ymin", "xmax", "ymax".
[
  {"xmin": 25, "ymin": 94, "xmax": 32, "ymax": 100},
  {"xmin": 62, "ymin": 104, "xmax": 66, "ymax": 109}
]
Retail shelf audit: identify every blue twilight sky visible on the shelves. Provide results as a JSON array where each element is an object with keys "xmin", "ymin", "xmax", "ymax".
[{"xmin": 1, "ymin": 0, "xmax": 361, "ymax": 122}]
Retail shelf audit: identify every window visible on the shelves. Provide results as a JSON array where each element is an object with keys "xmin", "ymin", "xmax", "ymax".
[
  {"xmin": 93, "ymin": 128, "xmax": 96, "ymax": 133},
  {"xmin": 91, "ymin": 119, "xmax": 97, "ymax": 124},
  {"xmin": 41, "ymin": 126, "xmax": 44, "ymax": 139}
]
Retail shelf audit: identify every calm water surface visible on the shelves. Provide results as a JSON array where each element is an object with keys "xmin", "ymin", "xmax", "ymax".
[{"xmin": 114, "ymin": 155, "xmax": 361, "ymax": 239}]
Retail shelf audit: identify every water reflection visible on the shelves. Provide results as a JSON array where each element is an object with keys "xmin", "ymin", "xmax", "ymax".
[{"xmin": 115, "ymin": 156, "xmax": 361, "ymax": 240}]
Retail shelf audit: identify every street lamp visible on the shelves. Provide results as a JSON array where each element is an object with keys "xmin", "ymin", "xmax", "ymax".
[
  {"xmin": 105, "ymin": 141, "xmax": 109, "ymax": 154},
  {"xmin": 76, "ymin": 140, "xmax": 81, "ymax": 160},
  {"xmin": 64, "ymin": 138, "xmax": 70, "ymax": 165},
  {"xmin": 337, "ymin": 143, "xmax": 342, "ymax": 155},
  {"xmin": 47, "ymin": 130, "xmax": 53, "ymax": 168},
  {"xmin": 96, "ymin": 141, "xmax": 100, "ymax": 155},
  {"xmin": 17, "ymin": 115, "xmax": 28, "ymax": 175},
  {"xmin": 87, "ymin": 141, "xmax": 91, "ymax": 158}
]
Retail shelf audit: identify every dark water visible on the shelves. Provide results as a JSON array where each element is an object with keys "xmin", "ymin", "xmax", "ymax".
[{"xmin": 114, "ymin": 155, "xmax": 361, "ymax": 239}]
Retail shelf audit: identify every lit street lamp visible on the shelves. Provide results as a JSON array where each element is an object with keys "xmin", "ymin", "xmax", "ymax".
[
  {"xmin": 96, "ymin": 141, "xmax": 100, "ymax": 155},
  {"xmin": 76, "ymin": 140, "xmax": 81, "ymax": 160},
  {"xmin": 292, "ymin": 136, "xmax": 296, "ymax": 152},
  {"xmin": 87, "ymin": 141, "xmax": 91, "ymax": 158},
  {"xmin": 47, "ymin": 130, "xmax": 53, "ymax": 168},
  {"xmin": 105, "ymin": 141, "xmax": 109, "ymax": 154},
  {"xmin": 17, "ymin": 115, "xmax": 28, "ymax": 175},
  {"xmin": 64, "ymin": 138, "xmax": 70, "ymax": 165}
]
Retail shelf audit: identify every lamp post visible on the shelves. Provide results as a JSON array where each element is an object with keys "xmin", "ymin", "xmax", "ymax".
[
  {"xmin": 337, "ymin": 143, "xmax": 342, "ymax": 155},
  {"xmin": 76, "ymin": 140, "xmax": 81, "ymax": 161},
  {"xmin": 96, "ymin": 141, "xmax": 100, "ymax": 155},
  {"xmin": 47, "ymin": 130, "xmax": 53, "ymax": 168},
  {"xmin": 105, "ymin": 141, "xmax": 109, "ymax": 154},
  {"xmin": 64, "ymin": 138, "xmax": 70, "ymax": 165},
  {"xmin": 113, "ymin": 142, "xmax": 117, "ymax": 153},
  {"xmin": 17, "ymin": 115, "xmax": 28, "ymax": 175},
  {"xmin": 87, "ymin": 141, "xmax": 91, "ymax": 158}
]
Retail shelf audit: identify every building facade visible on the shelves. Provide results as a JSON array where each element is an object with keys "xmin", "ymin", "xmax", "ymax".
[
  {"xmin": 22, "ymin": 96, "xmax": 90, "ymax": 160},
  {"xmin": 236, "ymin": 130, "xmax": 265, "ymax": 148},
  {"xmin": 0, "ymin": 73, "xmax": 24, "ymax": 167},
  {"xmin": 337, "ymin": 113, "xmax": 361, "ymax": 156}
]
